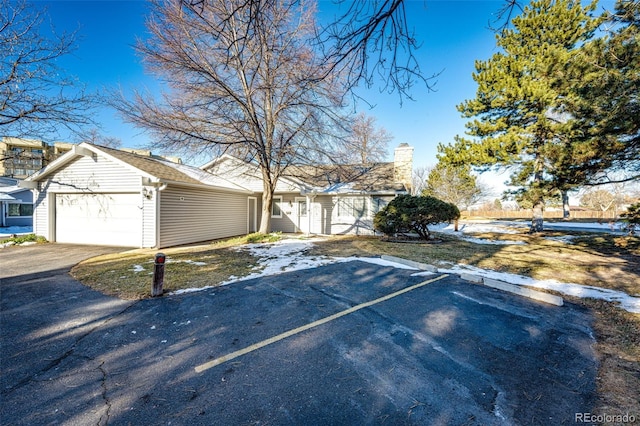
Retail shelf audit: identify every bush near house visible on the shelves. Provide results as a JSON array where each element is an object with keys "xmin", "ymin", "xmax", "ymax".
[
  {"xmin": 0, "ymin": 234, "xmax": 47, "ymax": 245},
  {"xmin": 374, "ymin": 194, "xmax": 460, "ymax": 240}
]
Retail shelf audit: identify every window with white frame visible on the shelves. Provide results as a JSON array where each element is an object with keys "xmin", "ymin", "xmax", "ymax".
[
  {"xmin": 337, "ymin": 197, "xmax": 367, "ymax": 218},
  {"xmin": 271, "ymin": 196, "xmax": 283, "ymax": 218},
  {"xmin": 8, "ymin": 203, "xmax": 33, "ymax": 217}
]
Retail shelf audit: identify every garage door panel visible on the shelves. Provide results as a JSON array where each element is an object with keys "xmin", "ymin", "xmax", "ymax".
[{"xmin": 56, "ymin": 193, "xmax": 142, "ymax": 247}]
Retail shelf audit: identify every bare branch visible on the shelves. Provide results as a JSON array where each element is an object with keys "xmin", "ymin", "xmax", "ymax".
[
  {"xmin": 110, "ymin": 0, "xmax": 348, "ymax": 232},
  {"xmin": 0, "ymin": 0, "xmax": 97, "ymax": 140},
  {"xmin": 317, "ymin": 0, "xmax": 439, "ymax": 103}
]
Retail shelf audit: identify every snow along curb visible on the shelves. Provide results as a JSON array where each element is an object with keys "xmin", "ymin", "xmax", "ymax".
[
  {"xmin": 380, "ymin": 255, "xmax": 438, "ymax": 272},
  {"xmin": 380, "ymin": 255, "xmax": 563, "ymax": 307},
  {"xmin": 481, "ymin": 277, "xmax": 564, "ymax": 307}
]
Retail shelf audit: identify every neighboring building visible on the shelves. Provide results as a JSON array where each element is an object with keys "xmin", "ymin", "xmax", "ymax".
[
  {"xmin": 24, "ymin": 142, "xmax": 413, "ymax": 248},
  {"xmin": 52, "ymin": 142, "xmax": 74, "ymax": 158},
  {"xmin": 0, "ymin": 137, "xmax": 49, "ymax": 179},
  {"xmin": 0, "ymin": 137, "xmax": 76, "ymax": 179},
  {"xmin": 0, "ymin": 177, "xmax": 33, "ymax": 227}
]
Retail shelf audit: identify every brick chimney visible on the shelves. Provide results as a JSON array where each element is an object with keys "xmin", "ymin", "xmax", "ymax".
[{"xmin": 393, "ymin": 143, "xmax": 413, "ymax": 192}]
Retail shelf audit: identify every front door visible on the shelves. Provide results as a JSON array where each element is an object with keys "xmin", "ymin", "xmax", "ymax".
[{"xmin": 295, "ymin": 197, "xmax": 308, "ymax": 233}]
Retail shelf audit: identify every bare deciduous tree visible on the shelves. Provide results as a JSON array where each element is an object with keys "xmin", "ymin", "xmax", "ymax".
[
  {"xmin": 336, "ymin": 112, "xmax": 392, "ymax": 164},
  {"xmin": 411, "ymin": 165, "xmax": 430, "ymax": 196},
  {"xmin": 0, "ymin": 0, "xmax": 95, "ymax": 139},
  {"xmin": 112, "ymin": 0, "xmax": 346, "ymax": 233},
  {"xmin": 318, "ymin": 0, "xmax": 437, "ymax": 102},
  {"xmin": 75, "ymin": 128, "xmax": 122, "ymax": 149},
  {"xmin": 423, "ymin": 163, "xmax": 485, "ymax": 211}
]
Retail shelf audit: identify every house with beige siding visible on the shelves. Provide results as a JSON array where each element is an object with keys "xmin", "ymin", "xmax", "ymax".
[
  {"xmin": 23, "ymin": 143, "xmax": 251, "ymax": 248},
  {"xmin": 202, "ymin": 143, "xmax": 414, "ymax": 236},
  {"xmin": 23, "ymin": 142, "xmax": 412, "ymax": 248}
]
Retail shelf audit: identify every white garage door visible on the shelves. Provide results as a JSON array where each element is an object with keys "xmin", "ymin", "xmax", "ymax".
[{"xmin": 55, "ymin": 193, "xmax": 142, "ymax": 247}]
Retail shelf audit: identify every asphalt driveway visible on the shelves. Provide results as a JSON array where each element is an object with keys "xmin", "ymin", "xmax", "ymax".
[{"xmin": 1, "ymin": 244, "xmax": 597, "ymax": 425}]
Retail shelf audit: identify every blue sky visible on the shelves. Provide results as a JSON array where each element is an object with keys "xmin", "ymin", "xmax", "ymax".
[{"xmin": 36, "ymin": 0, "xmax": 613, "ymax": 181}]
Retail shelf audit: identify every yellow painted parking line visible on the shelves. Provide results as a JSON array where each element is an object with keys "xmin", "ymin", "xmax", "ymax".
[{"xmin": 194, "ymin": 274, "xmax": 448, "ymax": 373}]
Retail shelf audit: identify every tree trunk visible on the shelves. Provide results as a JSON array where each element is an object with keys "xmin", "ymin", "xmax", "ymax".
[
  {"xmin": 531, "ymin": 201, "xmax": 544, "ymax": 233},
  {"xmin": 259, "ymin": 189, "xmax": 273, "ymax": 234},
  {"xmin": 562, "ymin": 190, "xmax": 570, "ymax": 219},
  {"xmin": 258, "ymin": 166, "xmax": 276, "ymax": 234},
  {"xmin": 530, "ymin": 150, "xmax": 545, "ymax": 233}
]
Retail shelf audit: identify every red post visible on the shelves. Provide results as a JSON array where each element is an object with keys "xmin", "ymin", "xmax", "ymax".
[{"xmin": 152, "ymin": 253, "xmax": 166, "ymax": 297}]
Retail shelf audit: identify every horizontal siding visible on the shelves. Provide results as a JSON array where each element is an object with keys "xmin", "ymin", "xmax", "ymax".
[
  {"xmin": 270, "ymin": 194, "xmax": 297, "ymax": 233},
  {"xmin": 32, "ymin": 190, "xmax": 48, "ymax": 239},
  {"xmin": 44, "ymin": 155, "xmax": 141, "ymax": 193},
  {"xmin": 159, "ymin": 186, "xmax": 247, "ymax": 248},
  {"xmin": 313, "ymin": 195, "xmax": 377, "ymax": 236}
]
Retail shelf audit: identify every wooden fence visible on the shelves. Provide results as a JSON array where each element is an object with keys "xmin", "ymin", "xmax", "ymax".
[{"xmin": 461, "ymin": 210, "xmax": 620, "ymax": 220}]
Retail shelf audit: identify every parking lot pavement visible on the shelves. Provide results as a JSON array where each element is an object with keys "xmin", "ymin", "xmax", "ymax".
[{"xmin": 1, "ymin": 255, "xmax": 597, "ymax": 425}]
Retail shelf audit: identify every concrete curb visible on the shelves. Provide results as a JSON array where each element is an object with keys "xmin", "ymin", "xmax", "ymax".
[
  {"xmin": 380, "ymin": 254, "xmax": 564, "ymax": 307},
  {"xmin": 460, "ymin": 274, "xmax": 564, "ymax": 307},
  {"xmin": 380, "ymin": 255, "xmax": 438, "ymax": 272}
]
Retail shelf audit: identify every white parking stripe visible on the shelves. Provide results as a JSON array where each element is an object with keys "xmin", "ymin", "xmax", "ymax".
[{"xmin": 195, "ymin": 274, "xmax": 448, "ymax": 373}]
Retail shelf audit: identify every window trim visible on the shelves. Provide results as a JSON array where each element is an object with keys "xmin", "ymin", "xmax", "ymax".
[
  {"xmin": 271, "ymin": 195, "xmax": 283, "ymax": 218},
  {"xmin": 7, "ymin": 203, "xmax": 34, "ymax": 217},
  {"xmin": 337, "ymin": 196, "xmax": 368, "ymax": 219}
]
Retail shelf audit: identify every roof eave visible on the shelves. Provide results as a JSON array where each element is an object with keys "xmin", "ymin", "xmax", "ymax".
[{"xmin": 159, "ymin": 179, "xmax": 253, "ymax": 194}]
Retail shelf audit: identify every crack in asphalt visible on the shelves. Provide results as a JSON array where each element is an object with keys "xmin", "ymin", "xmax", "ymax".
[
  {"xmin": 1, "ymin": 300, "xmax": 139, "ymax": 397},
  {"xmin": 97, "ymin": 360, "xmax": 111, "ymax": 426}
]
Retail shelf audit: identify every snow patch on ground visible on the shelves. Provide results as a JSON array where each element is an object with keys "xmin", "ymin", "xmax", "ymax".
[
  {"xmin": 171, "ymin": 238, "xmax": 418, "ymax": 294},
  {"xmin": 166, "ymin": 258, "xmax": 207, "ymax": 266},
  {"xmin": 431, "ymin": 222, "xmax": 526, "ymax": 245},
  {"xmin": 169, "ymin": 234, "xmax": 640, "ymax": 314},
  {"xmin": 433, "ymin": 264, "xmax": 640, "ymax": 314}
]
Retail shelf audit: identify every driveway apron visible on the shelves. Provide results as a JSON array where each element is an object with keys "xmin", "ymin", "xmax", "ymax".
[{"xmin": 0, "ymin": 244, "xmax": 133, "ymax": 415}]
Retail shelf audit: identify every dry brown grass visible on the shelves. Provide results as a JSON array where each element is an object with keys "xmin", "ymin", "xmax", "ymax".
[
  {"xmin": 71, "ymin": 236, "xmax": 263, "ymax": 299},
  {"xmin": 308, "ymin": 232, "xmax": 640, "ymax": 295},
  {"xmin": 72, "ymin": 230, "xmax": 639, "ymax": 418}
]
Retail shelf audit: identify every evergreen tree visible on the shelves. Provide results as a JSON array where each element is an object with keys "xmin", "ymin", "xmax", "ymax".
[
  {"xmin": 561, "ymin": 0, "xmax": 639, "ymax": 186},
  {"xmin": 438, "ymin": 0, "xmax": 599, "ymax": 232},
  {"xmin": 373, "ymin": 194, "xmax": 460, "ymax": 240}
]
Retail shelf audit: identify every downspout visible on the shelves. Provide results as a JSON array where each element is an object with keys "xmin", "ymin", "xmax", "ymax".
[{"xmin": 154, "ymin": 183, "xmax": 168, "ymax": 249}]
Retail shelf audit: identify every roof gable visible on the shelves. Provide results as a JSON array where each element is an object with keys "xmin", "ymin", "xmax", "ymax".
[
  {"xmin": 26, "ymin": 143, "xmax": 250, "ymax": 193},
  {"xmin": 95, "ymin": 145, "xmax": 203, "ymax": 185}
]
